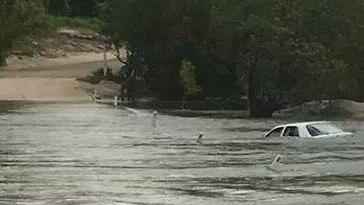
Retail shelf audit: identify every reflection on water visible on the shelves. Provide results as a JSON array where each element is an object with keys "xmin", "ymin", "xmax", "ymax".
[{"xmin": 0, "ymin": 102, "xmax": 363, "ymax": 205}]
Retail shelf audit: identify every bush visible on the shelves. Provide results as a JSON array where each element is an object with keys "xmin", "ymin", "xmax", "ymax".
[
  {"xmin": 77, "ymin": 68, "xmax": 121, "ymax": 85},
  {"xmin": 39, "ymin": 15, "xmax": 103, "ymax": 32}
]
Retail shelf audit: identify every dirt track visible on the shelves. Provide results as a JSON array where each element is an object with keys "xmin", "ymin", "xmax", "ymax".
[{"xmin": 0, "ymin": 52, "xmax": 120, "ymax": 101}]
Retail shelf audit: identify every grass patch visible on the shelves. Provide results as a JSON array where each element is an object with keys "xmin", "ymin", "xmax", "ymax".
[
  {"xmin": 10, "ymin": 35, "xmax": 38, "ymax": 56},
  {"xmin": 39, "ymin": 15, "xmax": 103, "ymax": 32}
]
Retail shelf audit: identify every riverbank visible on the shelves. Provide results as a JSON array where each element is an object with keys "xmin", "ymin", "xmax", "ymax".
[
  {"xmin": 274, "ymin": 100, "xmax": 364, "ymax": 121},
  {"xmin": 1, "ymin": 49, "xmax": 363, "ymax": 121},
  {"xmin": 0, "ymin": 26, "xmax": 124, "ymax": 102},
  {"xmin": 159, "ymin": 109, "xmax": 248, "ymax": 119},
  {"xmin": 0, "ymin": 51, "xmax": 121, "ymax": 102}
]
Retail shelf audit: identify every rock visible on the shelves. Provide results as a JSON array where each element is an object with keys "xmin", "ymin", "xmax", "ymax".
[
  {"xmin": 323, "ymin": 100, "xmax": 364, "ymax": 120},
  {"xmin": 274, "ymin": 100, "xmax": 364, "ymax": 120},
  {"xmin": 95, "ymin": 81, "xmax": 121, "ymax": 97},
  {"xmin": 10, "ymin": 50, "xmax": 27, "ymax": 56},
  {"xmin": 57, "ymin": 27, "xmax": 99, "ymax": 40}
]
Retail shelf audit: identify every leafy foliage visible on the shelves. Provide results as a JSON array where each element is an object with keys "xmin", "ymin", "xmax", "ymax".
[
  {"xmin": 0, "ymin": 0, "xmax": 45, "ymax": 66},
  {"xmin": 2, "ymin": 0, "xmax": 363, "ymax": 117},
  {"xmin": 40, "ymin": 0, "xmax": 108, "ymax": 31},
  {"xmin": 106, "ymin": 0, "xmax": 364, "ymax": 116},
  {"xmin": 46, "ymin": 0, "xmax": 70, "ymax": 16},
  {"xmin": 0, "ymin": 0, "xmax": 107, "ymax": 66},
  {"xmin": 180, "ymin": 59, "xmax": 202, "ymax": 98},
  {"xmin": 44, "ymin": 0, "xmax": 109, "ymax": 18},
  {"xmin": 179, "ymin": 59, "xmax": 202, "ymax": 109},
  {"xmin": 40, "ymin": 15, "xmax": 103, "ymax": 31}
]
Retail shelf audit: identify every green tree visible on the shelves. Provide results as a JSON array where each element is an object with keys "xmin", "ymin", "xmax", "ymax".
[
  {"xmin": 107, "ymin": 0, "xmax": 212, "ymax": 100},
  {"xmin": 180, "ymin": 59, "xmax": 202, "ymax": 109},
  {"xmin": 207, "ymin": 0, "xmax": 291, "ymax": 117},
  {"xmin": 44, "ymin": 0, "xmax": 109, "ymax": 17},
  {"xmin": 208, "ymin": 0, "xmax": 364, "ymax": 117},
  {"xmin": 47, "ymin": 0, "xmax": 70, "ymax": 16},
  {"xmin": 106, "ymin": 0, "xmax": 364, "ymax": 117},
  {"xmin": 0, "ymin": 0, "xmax": 44, "ymax": 66},
  {"xmin": 69, "ymin": 0, "xmax": 103, "ymax": 17},
  {"xmin": 282, "ymin": 0, "xmax": 364, "ymax": 100}
]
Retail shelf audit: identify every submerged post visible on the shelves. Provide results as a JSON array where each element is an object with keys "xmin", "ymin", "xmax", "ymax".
[
  {"xmin": 272, "ymin": 154, "xmax": 283, "ymax": 165},
  {"xmin": 152, "ymin": 111, "xmax": 158, "ymax": 127},
  {"xmin": 197, "ymin": 132, "xmax": 204, "ymax": 144}
]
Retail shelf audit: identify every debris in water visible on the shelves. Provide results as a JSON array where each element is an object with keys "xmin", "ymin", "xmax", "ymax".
[
  {"xmin": 272, "ymin": 154, "xmax": 283, "ymax": 164},
  {"xmin": 197, "ymin": 132, "xmax": 204, "ymax": 144}
]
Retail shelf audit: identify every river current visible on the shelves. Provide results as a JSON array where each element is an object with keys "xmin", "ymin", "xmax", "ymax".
[{"xmin": 1, "ymin": 102, "xmax": 363, "ymax": 205}]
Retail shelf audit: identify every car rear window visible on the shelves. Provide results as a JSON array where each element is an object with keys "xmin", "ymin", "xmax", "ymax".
[
  {"xmin": 308, "ymin": 123, "xmax": 342, "ymax": 134},
  {"xmin": 306, "ymin": 125, "xmax": 324, "ymax": 136}
]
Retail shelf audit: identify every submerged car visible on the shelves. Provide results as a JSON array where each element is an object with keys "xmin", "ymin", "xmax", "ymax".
[{"xmin": 265, "ymin": 121, "xmax": 353, "ymax": 138}]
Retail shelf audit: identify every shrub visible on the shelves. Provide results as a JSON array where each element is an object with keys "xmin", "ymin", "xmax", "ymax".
[{"xmin": 39, "ymin": 15, "xmax": 103, "ymax": 32}]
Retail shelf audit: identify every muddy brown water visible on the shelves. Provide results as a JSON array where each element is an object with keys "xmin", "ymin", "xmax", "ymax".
[{"xmin": 0, "ymin": 102, "xmax": 363, "ymax": 205}]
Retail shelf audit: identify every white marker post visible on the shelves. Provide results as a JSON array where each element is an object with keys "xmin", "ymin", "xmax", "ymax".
[
  {"xmin": 92, "ymin": 89, "xmax": 98, "ymax": 101},
  {"xmin": 152, "ymin": 111, "xmax": 158, "ymax": 127},
  {"xmin": 101, "ymin": 35, "xmax": 108, "ymax": 77},
  {"xmin": 114, "ymin": 96, "xmax": 118, "ymax": 107}
]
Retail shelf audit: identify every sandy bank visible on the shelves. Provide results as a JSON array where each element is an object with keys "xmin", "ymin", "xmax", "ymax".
[
  {"xmin": 4, "ymin": 52, "xmax": 118, "ymax": 71},
  {"xmin": 0, "ymin": 52, "xmax": 122, "ymax": 101},
  {"xmin": 0, "ymin": 78, "xmax": 89, "ymax": 101}
]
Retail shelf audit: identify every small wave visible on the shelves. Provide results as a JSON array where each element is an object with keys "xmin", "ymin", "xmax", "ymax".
[{"xmin": 124, "ymin": 107, "xmax": 152, "ymax": 117}]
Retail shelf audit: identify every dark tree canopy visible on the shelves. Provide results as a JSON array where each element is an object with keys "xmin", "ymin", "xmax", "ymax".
[
  {"xmin": 106, "ymin": 0, "xmax": 364, "ymax": 117},
  {"xmin": 44, "ymin": 0, "xmax": 109, "ymax": 17},
  {"xmin": 2, "ymin": 0, "xmax": 363, "ymax": 117}
]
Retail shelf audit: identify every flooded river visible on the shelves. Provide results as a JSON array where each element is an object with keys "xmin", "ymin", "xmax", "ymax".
[{"xmin": 1, "ymin": 102, "xmax": 363, "ymax": 205}]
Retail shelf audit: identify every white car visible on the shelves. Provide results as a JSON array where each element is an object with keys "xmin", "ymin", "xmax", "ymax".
[{"xmin": 265, "ymin": 121, "xmax": 353, "ymax": 138}]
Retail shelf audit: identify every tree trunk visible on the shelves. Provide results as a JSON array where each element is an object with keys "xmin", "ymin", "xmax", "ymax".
[
  {"xmin": 181, "ymin": 96, "xmax": 187, "ymax": 110},
  {"xmin": 247, "ymin": 58, "xmax": 276, "ymax": 118},
  {"xmin": 248, "ymin": 97, "xmax": 276, "ymax": 118}
]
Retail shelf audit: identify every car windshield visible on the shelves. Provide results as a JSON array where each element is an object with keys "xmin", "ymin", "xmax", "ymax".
[
  {"xmin": 308, "ymin": 123, "xmax": 343, "ymax": 135},
  {"xmin": 266, "ymin": 127, "xmax": 283, "ymax": 137}
]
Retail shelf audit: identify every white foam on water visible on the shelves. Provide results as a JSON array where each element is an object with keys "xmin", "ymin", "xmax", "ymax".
[{"xmin": 124, "ymin": 107, "xmax": 150, "ymax": 117}]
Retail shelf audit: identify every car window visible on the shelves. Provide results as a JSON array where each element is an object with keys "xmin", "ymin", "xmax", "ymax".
[
  {"xmin": 266, "ymin": 127, "xmax": 283, "ymax": 137},
  {"xmin": 283, "ymin": 126, "xmax": 299, "ymax": 137},
  {"xmin": 306, "ymin": 125, "xmax": 324, "ymax": 136},
  {"xmin": 309, "ymin": 123, "xmax": 342, "ymax": 134}
]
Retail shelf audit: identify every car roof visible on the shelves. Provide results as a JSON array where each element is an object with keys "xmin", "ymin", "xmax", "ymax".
[{"xmin": 272, "ymin": 121, "xmax": 329, "ymax": 129}]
